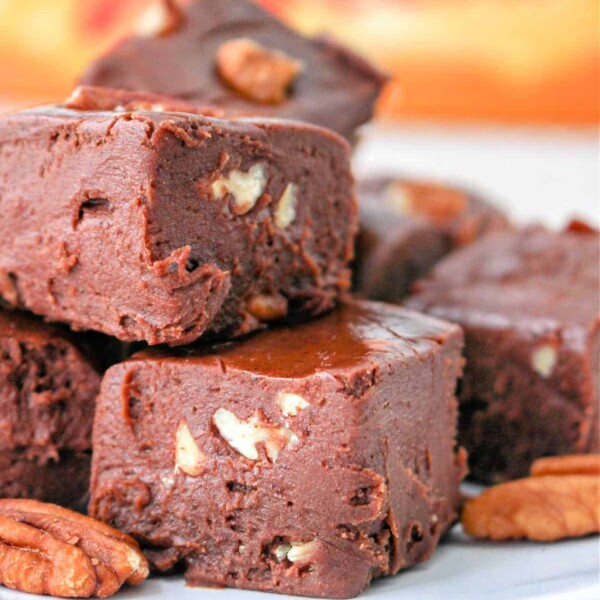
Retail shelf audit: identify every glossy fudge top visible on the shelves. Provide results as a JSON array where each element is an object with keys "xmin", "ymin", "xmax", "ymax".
[
  {"xmin": 408, "ymin": 226, "xmax": 600, "ymax": 328},
  {"xmin": 64, "ymin": 85, "xmax": 227, "ymax": 117},
  {"xmin": 79, "ymin": 0, "xmax": 386, "ymax": 140},
  {"xmin": 135, "ymin": 301, "xmax": 460, "ymax": 379}
]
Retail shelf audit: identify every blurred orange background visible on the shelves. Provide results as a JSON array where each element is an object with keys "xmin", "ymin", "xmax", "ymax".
[{"xmin": 0, "ymin": 0, "xmax": 598, "ymax": 125}]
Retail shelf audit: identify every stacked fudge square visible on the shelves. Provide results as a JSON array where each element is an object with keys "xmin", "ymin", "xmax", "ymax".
[
  {"xmin": 354, "ymin": 180, "xmax": 599, "ymax": 484},
  {"xmin": 406, "ymin": 223, "xmax": 600, "ymax": 482},
  {"xmin": 354, "ymin": 176, "xmax": 511, "ymax": 300},
  {"xmin": 0, "ymin": 0, "xmax": 467, "ymax": 597},
  {"xmin": 0, "ymin": 310, "xmax": 107, "ymax": 508},
  {"xmin": 91, "ymin": 302, "xmax": 465, "ymax": 598},
  {"xmin": 0, "ymin": 0, "xmax": 597, "ymax": 598}
]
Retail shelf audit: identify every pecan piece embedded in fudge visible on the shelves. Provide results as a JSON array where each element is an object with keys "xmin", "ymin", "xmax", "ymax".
[
  {"xmin": 0, "ymin": 101, "xmax": 356, "ymax": 345},
  {"xmin": 406, "ymin": 225, "xmax": 600, "ymax": 482},
  {"xmin": 354, "ymin": 176, "xmax": 510, "ymax": 302},
  {"xmin": 89, "ymin": 300, "xmax": 466, "ymax": 599},
  {"xmin": 79, "ymin": 0, "xmax": 387, "ymax": 141},
  {"xmin": 0, "ymin": 309, "xmax": 111, "ymax": 507}
]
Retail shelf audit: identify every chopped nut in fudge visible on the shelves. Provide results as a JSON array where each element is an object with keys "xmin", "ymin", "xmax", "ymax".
[
  {"xmin": 0, "ymin": 99, "xmax": 356, "ymax": 345},
  {"xmin": 354, "ymin": 176, "xmax": 510, "ymax": 302},
  {"xmin": 406, "ymin": 225, "xmax": 600, "ymax": 482},
  {"xmin": 0, "ymin": 308, "xmax": 113, "ymax": 507},
  {"xmin": 79, "ymin": 0, "xmax": 387, "ymax": 141},
  {"xmin": 90, "ymin": 300, "xmax": 466, "ymax": 598}
]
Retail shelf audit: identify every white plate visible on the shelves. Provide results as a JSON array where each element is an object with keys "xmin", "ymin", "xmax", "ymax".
[
  {"xmin": 1, "ymin": 125, "xmax": 598, "ymax": 600},
  {"xmin": 1, "ymin": 524, "xmax": 598, "ymax": 600},
  {"xmin": 124, "ymin": 529, "xmax": 600, "ymax": 600}
]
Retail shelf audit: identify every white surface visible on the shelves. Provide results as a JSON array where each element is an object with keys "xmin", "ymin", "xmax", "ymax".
[
  {"xmin": 1, "ymin": 125, "xmax": 599, "ymax": 600},
  {"xmin": 122, "ymin": 530, "xmax": 600, "ymax": 600},
  {"xmin": 1, "ymin": 525, "xmax": 598, "ymax": 600},
  {"xmin": 354, "ymin": 122, "xmax": 600, "ymax": 228}
]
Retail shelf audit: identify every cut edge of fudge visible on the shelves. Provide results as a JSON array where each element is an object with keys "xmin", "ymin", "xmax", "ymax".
[
  {"xmin": 0, "ymin": 99, "xmax": 357, "ymax": 345},
  {"xmin": 0, "ymin": 308, "xmax": 106, "ymax": 506}
]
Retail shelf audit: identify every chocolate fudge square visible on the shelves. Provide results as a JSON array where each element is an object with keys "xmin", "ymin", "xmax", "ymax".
[
  {"xmin": 0, "ymin": 103, "xmax": 356, "ymax": 345},
  {"xmin": 406, "ymin": 225, "xmax": 600, "ymax": 482},
  {"xmin": 355, "ymin": 177, "xmax": 510, "ymax": 301},
  {"xmin": 0, "ymin": 309, "xmax": 104, "ymax": 507},
  {"xmin": 90, "ymin": 300, "xmax": 466, "ymax": 598},
  {"xmin": 80, "ymin": 0, "xmax": 386, "ymax": 141}
]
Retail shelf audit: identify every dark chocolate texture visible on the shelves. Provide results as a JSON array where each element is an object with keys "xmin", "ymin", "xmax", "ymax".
[
  {"xmin": 90, "ymin": 300, "xmax": 466, "ymax": 598},
  {"xmin": 0, "ymin": 450, "xmax": 91, "ymax": 510},
  {"xmin": 79, "ymin": 0, "xmax": 386, "ymax": 141},
  {"xmin": 0, "ymin": 309, "xmax": 103, "ymax": 506},
  {"xmin": 0, "ymin": 102, "xmax": 356, "ymax": 345},
  {"xmin": 406, "ymin": 226, "xmax": 600, "ymax": 482},
  {"xmin": 354, "ymin": 177, "xmax": 510, "ymax": 301}
]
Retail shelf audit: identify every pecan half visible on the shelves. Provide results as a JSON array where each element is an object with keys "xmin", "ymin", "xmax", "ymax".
[
  {"xmin": 0, "ymin": 499, "xmax": 148, "ymax": 597},
  {"xmin": 387, "ymin": 180, "xmax": 468, "ymax": 222},
  {"xmin": 462, "ymin": 472, "xmax": 600, "ymax": 541},
  {"xmin": 530, "ymin": 454, "xmax": 600, "ymax": 477},
  {"xmin": 216, "ymin": 38, "xmax": 303, "ymax": 104}
]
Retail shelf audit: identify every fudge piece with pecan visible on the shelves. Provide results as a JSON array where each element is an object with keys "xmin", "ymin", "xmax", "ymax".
[
  {"xmin": 80, "ymin": 0, "xmax": 387, "ymax": 141},
  {"xmin": 0, "ymin": 97, "xmax": 356, "ymax": 345},
  {"xmin": 90, "ymin": 300, "xmax": 466, "ymax": 598},
  {"xmin": 354, "ymin": 176, "xmax": 510, "ymax": 302},
  {"xmin": 407, "ymin": 225, "xmax": 600, "ymax": 482}
]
